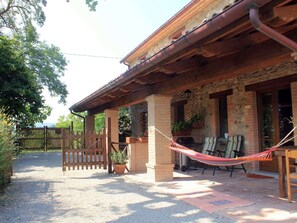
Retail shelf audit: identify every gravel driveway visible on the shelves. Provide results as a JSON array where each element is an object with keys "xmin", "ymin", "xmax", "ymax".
[{"xmin": 0, "ymin": 152, "xmax": 234, "ymax": 223}]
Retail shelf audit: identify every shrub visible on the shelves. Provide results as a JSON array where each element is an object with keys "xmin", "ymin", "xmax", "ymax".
[{"xmin": 0, "ymin": 115, "xmax": 14, "ymax": 191}]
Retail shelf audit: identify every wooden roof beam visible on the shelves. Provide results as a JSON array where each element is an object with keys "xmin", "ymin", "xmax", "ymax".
[
  {"xmin": 88, "ymin": 32, "xmax": 296, "ymax": 114},
  {"xmin": 160, "ymin": 56, "xmax": 204, "ymax": 74},
  {"xmin": 196, "ymin": 31, "xmax": 269, "ymax": 57},
  {"xmin": 264, "ymin": 5, "xmax": 297, "ymax": 27}
]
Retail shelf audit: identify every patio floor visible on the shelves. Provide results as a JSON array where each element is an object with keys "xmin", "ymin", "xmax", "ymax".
[{"xmin": 125, "ymin": 168, "xmax": 297, "ymax": 222}]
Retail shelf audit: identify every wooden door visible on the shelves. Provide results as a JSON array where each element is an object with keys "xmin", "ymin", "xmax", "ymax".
[{"xmin": 257, "ymin": 88, "xmax": 293, "ymax": 172}]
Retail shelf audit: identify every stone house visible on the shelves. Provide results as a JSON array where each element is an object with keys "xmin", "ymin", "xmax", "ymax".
[{"xmin": 70, "ymin": 0, "xmax": 297, "ymax": 182}]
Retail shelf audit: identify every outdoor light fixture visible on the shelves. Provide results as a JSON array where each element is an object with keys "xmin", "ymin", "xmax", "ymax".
[{"xmin": 184, "ymin": 89, "xmax": 192, "ymax": 100}]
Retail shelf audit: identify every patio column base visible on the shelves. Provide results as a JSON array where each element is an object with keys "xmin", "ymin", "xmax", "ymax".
[{"xmin": 146, "ymin": 163, "xmax": 174, "ymax": 182}]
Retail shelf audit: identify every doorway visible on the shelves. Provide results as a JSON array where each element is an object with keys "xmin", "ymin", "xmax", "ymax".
[{"xmin": 257, "ymin": 88, "xmax": 293, "ymax": 172}]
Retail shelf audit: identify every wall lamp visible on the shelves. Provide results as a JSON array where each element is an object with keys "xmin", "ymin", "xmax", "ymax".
[{"xmin": 184, "ymin": 89, "xmax": 192, "ymax": 100}]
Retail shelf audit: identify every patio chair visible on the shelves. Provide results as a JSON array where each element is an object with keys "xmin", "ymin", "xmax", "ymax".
[
  {"xmin": 187, "ymin": 136, "xmax": 218, "ymax": 173},
  {"xmin": 285, "ymin": 149, "xmax": 297, "ymax": 202},
  {"xmin": 213, "ymin": 135, "xmax": 246, "ymax": 177}
]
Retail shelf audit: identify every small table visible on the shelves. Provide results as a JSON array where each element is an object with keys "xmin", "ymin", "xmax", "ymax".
[{"xmin": 274, "ymin": 146, "xmax": 297, "ymax": 198}]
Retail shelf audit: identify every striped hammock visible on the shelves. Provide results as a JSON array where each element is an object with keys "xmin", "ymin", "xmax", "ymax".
[{"xmin": 169, "ymin": 141, "xmax": 277, "ymax": 166}]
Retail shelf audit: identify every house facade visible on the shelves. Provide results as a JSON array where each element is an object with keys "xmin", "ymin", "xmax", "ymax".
[{"xmin": 70, "ymin": 0, "xmax": 297, "ymax": 181}]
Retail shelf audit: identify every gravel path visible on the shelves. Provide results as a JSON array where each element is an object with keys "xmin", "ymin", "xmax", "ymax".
[{"xmin": 0, "ymin": 152, "xmax": 235, "ymax": 223}]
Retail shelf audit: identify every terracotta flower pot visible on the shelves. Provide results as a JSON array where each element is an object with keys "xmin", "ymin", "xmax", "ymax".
[
  {"xmin": 113, "ymin": 164, "xmax": 126, "ymax": 174},
  {"xmin": 172, "ymin": 129, "xmax": 191, "ymax": 136}
]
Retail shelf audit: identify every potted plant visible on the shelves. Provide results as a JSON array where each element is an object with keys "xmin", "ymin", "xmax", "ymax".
[
  {"xmin": 171, "ymin": 121, "xmax": 192, "ymax": 136},
  {"xmin": 110, "ymin": 150, "xmax": 128, "ymax": 174},
  {"xmin": 190, "ymin": 112, "xmax": 204, "ymax": 129}
]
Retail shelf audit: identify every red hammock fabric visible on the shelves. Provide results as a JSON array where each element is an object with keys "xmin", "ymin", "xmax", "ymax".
[{"xmin": 169, "ymin": 141, "xmax": 277, "ymax": 166}]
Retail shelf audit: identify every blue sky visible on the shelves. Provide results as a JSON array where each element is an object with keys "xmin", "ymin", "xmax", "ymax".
[{"xmin": 40, "ymin": 0, "xmax": 191, "ymax": 123}]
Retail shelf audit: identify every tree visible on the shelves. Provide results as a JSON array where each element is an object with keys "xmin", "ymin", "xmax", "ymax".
[
  {"xmin": 0, "ymin": 0, "xmax": 98, "ymax": 34},
  {"xmin": 56, "ymin": 113, "xmax": 105, "ymax": 133},
  {"xmin": 0, "ymin": 36, "xmax": 52, "ymax": 127},
  {"xmin": 0, "ymin": 1, "xmax": 97, "ymax": 126},
  {"xmin": 56, "ymin": 113, "xmax": 85, "ymax": 133},
  {"xmin": 20, "ymin": 25, "xmax": 68, "ymax": 104},
  {"xmin": 56, "ymin": 108, "xmax": 131, "ymax": 135},
  {"xmin": 0, "ymin": 0, "xmax": 47, "ymax": 34},
  {"xmin": 0, "ymin": 1, "xmax": 68, "ymax": 126},
  {"xmin": 67, "ymin": 0, "xmax": 98, "ymax": 11}
]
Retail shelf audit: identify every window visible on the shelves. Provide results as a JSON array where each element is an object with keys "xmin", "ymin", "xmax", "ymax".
[
  {"xmin": 209, "ymin": 89, "xmax": 232, "ymax": 138},
  {"xmin": 139, "ymin": 112, "xmax": 148, "ymax": 136},
  {"xmin": 172, "ymin": 100, "xmax": 186, "ymax": 123},
  {"xmin": 218, "ymin": 96, "xmax": 228, "ymax": 138},
  {"xmin": 175, "ymin": 105, "xmax": 185, "ymax": 122}
]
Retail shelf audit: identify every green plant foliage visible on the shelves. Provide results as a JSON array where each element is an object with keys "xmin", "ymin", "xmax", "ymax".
[
  {"xmin": 190, "ymin": 113, "xmax": 203, "ymax": 123},
  {"xmin": 0, "ymin": 1, "xmax": 94, "ymax": 127},
  {"xmin": 57, "ymin": 108, "xmax": 131, "ymax": 135},
  {"xmin": 56, "ymin": 113, "xmax": 85, "ymax": 133},
  {"xmin": 95, "ymin": 113, "xmax": 105, "ymax": 132},
  {"xmin": 119, "ymin": 107, "xmax": 131, "ymax": 135},
  {"xmin": 171, "ymin": 121, "xmax": 191, "ymax": 132},
  {"xmin": 0, "ymin": 36, "xmax": 53, "ymax": 127},
  {"xmin": 0, "ymin": 1, "xmax": 98, "ymax": 34},
  {"xmin": 0, "ymin": 115, "xmax": 14, "ymax": 190},
  {"xmin": 66, "ymin": 0, "xmax": 98, "ymax": 11},
  {"xmin": 110, "ymin": 150, "xmax": 128, "ymax": 164},
  {"xmin": 56, "ymin": 113, "xmax": 105, "ymax": 133}
]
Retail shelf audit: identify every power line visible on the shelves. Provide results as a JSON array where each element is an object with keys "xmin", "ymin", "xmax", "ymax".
[{"xmin": 63, "ymin": 52, "xmax": 122, "ymax": 60}]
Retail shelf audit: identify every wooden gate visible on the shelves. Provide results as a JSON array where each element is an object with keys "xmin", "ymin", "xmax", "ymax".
[
  {"xmin": 62, "ymin": 130, "xmax": 107, "ymax": 171},
  {"xmin": 18, "ymin": 127, "xmax": 70, "ymax": 151}
]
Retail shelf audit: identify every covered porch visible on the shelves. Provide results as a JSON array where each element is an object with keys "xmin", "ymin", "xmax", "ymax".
[
  {"xmin": 125, "ymin": 169, "xmax": 297, "ymax": 221},
  {"xmin": 70, "ymin": 0, "xmax": 297, "ymax": 183}
]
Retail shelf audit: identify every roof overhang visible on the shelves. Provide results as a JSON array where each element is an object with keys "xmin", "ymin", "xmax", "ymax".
[{"xmin": 70, "ymin": 0, "xmax": 297, "ymax": 114}]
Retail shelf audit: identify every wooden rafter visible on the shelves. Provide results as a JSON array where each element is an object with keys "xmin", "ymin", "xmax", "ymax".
[{"xmin": 89, "ymin": 32, "xmax": 296, "ymax": 113}]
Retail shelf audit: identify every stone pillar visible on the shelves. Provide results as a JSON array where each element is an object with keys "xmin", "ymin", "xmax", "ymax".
[
  {"xmin": 291, "ymin": 81, "xmax": 297, "ymax": 146},
  {"xmin": 146, "ymin": 94, "xmax": 174, "ymax": 182},
  {"xmin": 85, "ymin": 114, "xmax": 95, "ymax": 133},
  {"xmin": 244, "ymin": 91, "xmax": 259, "ymax": 171},
  {"xmin": 104, "ymin": 109, "xmax": 119, "ymax": 149}
]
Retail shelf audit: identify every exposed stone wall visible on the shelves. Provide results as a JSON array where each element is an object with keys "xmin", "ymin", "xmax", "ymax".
[
  {"xmin": 130, "ymin": 61, "xmax": 297, "ymax": 170},
  {"xmin": 171, "ymin": 61, "xmax": 297, "ymax": 171},
  {"xmin": 175, "ymin": 62, "xmax": 297, "ymax": 140},
  {"xmin": 130, "ymin": 0, "xmax": 236, "ymax": 68}
]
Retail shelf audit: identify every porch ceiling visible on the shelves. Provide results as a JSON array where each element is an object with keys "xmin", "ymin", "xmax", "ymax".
[{"xmin": 70, "ymin": 0, "xmax": 297, "ymax": 115}]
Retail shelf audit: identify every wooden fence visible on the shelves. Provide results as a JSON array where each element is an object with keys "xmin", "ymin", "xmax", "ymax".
[
  {"xmin": 18, "ymin": 127, "xmax": 70, "ymax": 151},
  {"xmin": 62, "ymin": 130, "xmax": 107, "ymax": 171}
]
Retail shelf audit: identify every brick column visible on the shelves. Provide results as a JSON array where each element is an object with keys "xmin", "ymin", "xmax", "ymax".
[
  {"xmin": 291, "ymin": 82, "xmax": 297, "ymax": 146},
  {"xmin": 127, "ymin": 143, "xmax": 136, "ymax": 173},
  {"xmin": 104, "ymin": 109, "xmax": 119, "ymax": 148},
  {"xmin": 85, "ymin": 114, "xmax": 95, "ymax": 133},
  {"xmin": 244, "ymin": 91, "xmax": 259, "ymax": 171},
  {"xmin": 146, "ymin": 94, "xmax": 174, "ymax": 182}
]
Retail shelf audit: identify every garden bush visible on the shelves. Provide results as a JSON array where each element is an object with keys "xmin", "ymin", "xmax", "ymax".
[{"xmin": 0, "ymin": 115, "xmax": 14, "ymax": 191}]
